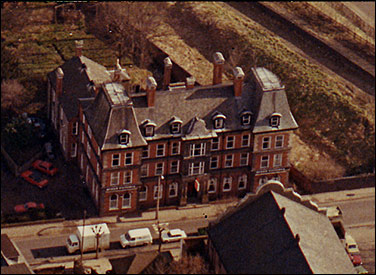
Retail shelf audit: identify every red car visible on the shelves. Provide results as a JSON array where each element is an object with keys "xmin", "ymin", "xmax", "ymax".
[
  {"xmin": 14, "ymin": 202, "xmax": 45, "ymax": 213},
  {"xmin": 32, "ymin": 160, "xmax": 58, "ymax": 176},
  {"xmin": 349, "ymin": 253, "xmax": 363, "ymax": 266},
  {"xmin": 21, "ymin": 170, "xmax": 48, "ymax": 188}
]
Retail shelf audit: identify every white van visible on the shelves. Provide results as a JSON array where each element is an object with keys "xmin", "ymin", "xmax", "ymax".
[{"xmin": 120, "ymin": 228, "xmax": 153, "ymax": 248}]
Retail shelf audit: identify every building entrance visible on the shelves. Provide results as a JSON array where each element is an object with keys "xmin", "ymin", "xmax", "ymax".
[{"xmin": 187, "ymin": 180, "xmax": 199, "ymax": 203}]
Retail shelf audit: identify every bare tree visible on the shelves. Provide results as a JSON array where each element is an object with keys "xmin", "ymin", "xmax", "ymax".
[
  {"xmin": 167, "ymin": 252, "xmax": 209, "ymax": 274},
  {"xmin": 92, "ymin": 2, "xmax": 168, "ymax": 68},
  {"xmin": 1, "ymin": 79, "xmax": 28, "ymax": 115}
]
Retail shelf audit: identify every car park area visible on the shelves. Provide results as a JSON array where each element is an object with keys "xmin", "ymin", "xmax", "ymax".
[{"xmin": 1, "ymin": 136, "xmax": 97, "ymax": 222}]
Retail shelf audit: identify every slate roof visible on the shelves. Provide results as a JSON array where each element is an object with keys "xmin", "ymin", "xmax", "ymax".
[
  {"xmin": 132, "ymin": 83, "xmax": 255, "ymax": 140},
  {"xmin": 84, "ymin": 84, "xmax": 147, "ymax": 150},
  {"xmin": 208, "ymin": 190, "xmax": 355, "ymax": 274},
  {"xmin": 51, "ymin": 52, "xmax": 298, "ymax": 149},
  {"xmin": 47, "ymin": 56, "xmax": 112, "ymax": 120},
  {"xmin": 1, "ymin": 234, "xmax": 19, "ymax": 261},
  {"xmin": 251, "ymin": 67, "xmax": 298, "ymax": 134},
  {"xmin": 1, "ymin": 263, "xmax": 34, "ymax": 274},
  {"xmin": 109, "ymin": 251, "xmax": 172, "ymax": 274}
]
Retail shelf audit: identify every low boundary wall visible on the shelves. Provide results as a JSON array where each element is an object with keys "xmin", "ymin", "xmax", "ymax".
[{"xmin": 290, "ymin": 165, "xmax": 375, "ymax": 194}]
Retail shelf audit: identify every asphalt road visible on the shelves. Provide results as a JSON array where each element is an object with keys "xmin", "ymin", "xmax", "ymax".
[
  {"xmin": 304, "ymin": 189, "xmax": 375, "ymax": 273},
  {"xmin": 9, "ymin": 188, "xmax": 375, "ymax": 272},
  {"xmin": 13, "ymin": 217, "xmax": 209, "ymax": 265}
]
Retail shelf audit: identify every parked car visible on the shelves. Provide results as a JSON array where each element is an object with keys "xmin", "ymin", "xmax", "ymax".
[
  {"xmin": 14, "ymin": 202, "xmax": 45, "ymax": 213},
  {"xmin": 161, "ymin": 229, "xmax": 187, "ymax": 243},
  {"xmin": 27, "ymin": 117, "xmax": 46, "ymax": 138},
  {"xmin": 20, "ymin": 170, "xmax": 48, "ymax": 188},
  {"xmin": 44, "ymin": 142, "xmax": 55, "ymax": 160},
  {"xmin": 345, "ymin": 233, "xmax": 360, "ymax": 255},
  {"xmin": 349, "ymin": 253, "xmax": 363, "ymax": 266},
  {"xmin": 32, "ymin": 160, "xmax": 58, "ymax": 176},
  {"xmin": 120, "ymin": 228, "xmax": 153, "ymax": 248},
  {"xmin": 354, "ymin": 265, "xmax": 368, "ymax": 274}
]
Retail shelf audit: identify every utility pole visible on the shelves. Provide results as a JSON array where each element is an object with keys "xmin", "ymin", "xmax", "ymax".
[{"xmin": 92, "ymin": 225, "xmax": 103, "ymax": 259}]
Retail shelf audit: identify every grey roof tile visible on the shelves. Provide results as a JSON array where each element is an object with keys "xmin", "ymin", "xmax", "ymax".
[
  {"xmin": 208, "ymin": 191, "xmax": 355, "ymax": 274},
  {"xmin": 47, "ymin": 56, "xmax": 111, "ymax": 120},
  {"xmin": 84, "ymin": 86, "xmax": 147, "ymax": 150}
]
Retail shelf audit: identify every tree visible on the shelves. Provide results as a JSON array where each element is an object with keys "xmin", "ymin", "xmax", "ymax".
[
  {"xmin": 1, "ymin": 41, "xmax": 22, "ymax": 81},
  {"xmin": 1, "ymin": 79, "xmax": 29, "ymax": 117},
  {"xmin": 142, "ymin": 251, "xmax": 210, "ymax": 274},
  {"xmin": 167, "ymin": 253, "xmax": 209, "ymax": 274},
  {"xmin": 90, "ymin": 2, "xmax": 167, "ymax": 68}
]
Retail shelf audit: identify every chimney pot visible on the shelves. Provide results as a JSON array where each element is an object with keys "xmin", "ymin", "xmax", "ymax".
[
  {"xmin": 213, "ymin": 52, "xmax": 225, "ymax": 65},
  {"xmin": 164, "ymin": 57, "xmax": 172, "ymax": 67},
  {"xmin": 146, "ymin": 76, "xmax": 157, "ymax": 107},
  {"xmin": 56, "ymin": 67, "xmax": 64, "ymax": 78},
  {"xmin": 75, "ymin": 40, "xmax": 84, "ymax": 57},
  {"xmin": 233, "ymin": 66, "xmax": 244, "ymax": 97},
  {"xmin": 186, "ymin": 76, "xmax": 195, "ymax": 89},
  {"xmin": 213, "ymin": 52, "xmax": 225, "ymax": 85},
  {"xmin": 163, "ymin": 57, "xmax": 172, "ymax": 90},
  {"xmin": 56, "ymin": 67, "xmax": 64, "ymax": 97}
]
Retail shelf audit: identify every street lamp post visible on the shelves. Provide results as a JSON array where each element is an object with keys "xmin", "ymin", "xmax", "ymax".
[
  {"xmin": 155, "ymin": 175, "xmax": 164, "ymax": 252},
  {"xmin": 155, "ymin": 175, "xmax": 164, "ymax": 220}
]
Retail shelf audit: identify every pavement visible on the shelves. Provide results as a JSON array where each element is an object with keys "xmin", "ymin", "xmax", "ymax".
[
  {"xmin": 302, "ymin": 187, "xmax": 375, "ymax": 205},
  {"xmin": 2, "ymin": 187, "xmax": 374, "ymax": 240}
]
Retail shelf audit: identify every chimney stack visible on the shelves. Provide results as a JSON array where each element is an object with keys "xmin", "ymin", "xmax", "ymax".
[
  {"xmin": 146, "ymin": 76, "xmax": 157, "ymax": 107},
  {"xmin": 56, "ymin": 67, "xmax": 64, "ymax": 97},
  {"xmin": 75, "ymin": 40, "xmax": 84, "ymax": 57},
  {"xmin": 213, "ymin": 52, "xmax": 225, "ymax": 85},
  {"xmin": 163, "ymin": 57, "xmax": 172, "ymax": 90},
  {"xmin": 113, "ymin": 58, "xmax": 121, "ymax": 82},
  {"xmin": 233, "ymin": 67, "xmax": 245, "ymax": 97},
  {"xmin": 186, "ymin": 76, "xmax": 195, "ymax": 89}
]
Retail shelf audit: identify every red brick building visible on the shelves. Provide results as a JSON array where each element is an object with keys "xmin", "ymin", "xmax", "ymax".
[{"xmin": 47, "ymin": 41, "xmax": 298, "ymax": 216}]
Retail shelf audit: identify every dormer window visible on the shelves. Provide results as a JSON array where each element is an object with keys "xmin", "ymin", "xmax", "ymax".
[
  {"xmin": 212, "ymin": 113, "xmax": 226, "ymax": 129},
  {"xmin": 143, "ymin": 120, "xmax": 156, "ymax": 137},
  {"xmin": 240, "ymin": 111, "xmax": 252, "ymax": 126},
  {"xmin": 270, "ymin": 113, "xmax": 282, "ymax": 127},
  {"xmin": 170, "ymin": 116, "xmax": 183, "ymax": 134},
  {"xmin": 119, "ymin": 129, "xmax": 131, "ymax": 145}
]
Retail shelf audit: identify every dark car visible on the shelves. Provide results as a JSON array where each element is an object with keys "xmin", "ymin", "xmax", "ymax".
[
  {"xmin": 14, "ymin": 202, "xmax": 45, "ymax": 213},
  {"xmin": 32, "ymin": 160, "xmax": 58, "ymax": 176},
  {"xmin": 27, "ymin": 117, "xmax": 47, "ymax": 138},
  {"xmin": 21, "ymin": 170, "xmax": 48, "ymax": 188}
]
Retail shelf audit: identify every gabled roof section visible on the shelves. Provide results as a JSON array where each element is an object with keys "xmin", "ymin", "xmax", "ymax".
[
  {"xmin": 183, "ymin": 117, "xmax": 217, "ymax": 140},
  {"xmin": 47, "ymin": 56, "xmax": 112, "ymax": 120},
  {"xmin": 79, "ymin": 56, "xmax": 112, "ymax": 85},
  {"xmin": 208, "ymin": 183, "xmax": 355, "ymax": 274}
]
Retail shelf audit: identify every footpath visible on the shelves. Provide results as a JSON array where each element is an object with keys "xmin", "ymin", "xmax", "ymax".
[{"xmin": 3, "ymin": 187, "xmax": 374, "ymax": 240}]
